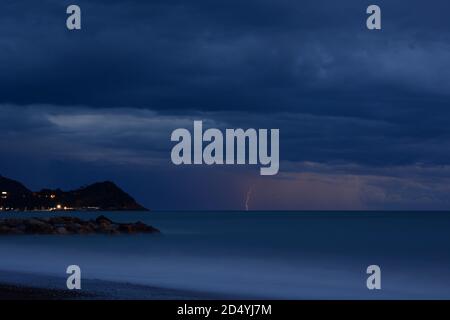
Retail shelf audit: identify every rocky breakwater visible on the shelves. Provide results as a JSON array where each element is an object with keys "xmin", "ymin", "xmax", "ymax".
[{"xmin": 0, "ymin": 215, "xmax": 160, "ymax": 235}]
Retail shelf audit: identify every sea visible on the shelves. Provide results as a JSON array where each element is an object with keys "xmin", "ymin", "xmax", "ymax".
[{"xmin": 0, "ymin": 211, "xmax": 449, "ymax": 299}]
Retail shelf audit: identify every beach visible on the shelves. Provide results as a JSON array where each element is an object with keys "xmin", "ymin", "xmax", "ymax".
[
  {"xmin": 0, "ymin": 283, "xmax": 89, "ymax": 300},
  {"xmin": 0, "ymin": 270, "xmax": 237, "ymax": 300},
  {"xmin": 0, "ymin": 211, "xmax": 449, "ymax": 299}
]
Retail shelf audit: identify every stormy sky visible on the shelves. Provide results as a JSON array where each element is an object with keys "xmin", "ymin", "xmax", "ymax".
[{"xmin": 1, "ymin": 0, "xmax": 450, "ymax": 210}]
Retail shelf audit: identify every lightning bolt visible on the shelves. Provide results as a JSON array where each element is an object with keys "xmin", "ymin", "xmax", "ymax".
[{"xmin": 245, "ymin": 185, "xmax": 254, "ymax": 211}]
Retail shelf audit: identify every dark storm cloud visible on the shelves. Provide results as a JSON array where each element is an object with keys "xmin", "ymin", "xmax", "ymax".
[
  {"xmin": 1, "ymin": 103, "xmax": 450, "ymax": 210},
  {"xmin": 2, "ymin": 0, "xmax": 450, "ymax": 114},
  {"xmin": 2, "ymin": 1, "xmax": 450, "ymax": 209},
  {"xmin": 1, "ymin": 1, "xmax": 450, "ymax": 162}
]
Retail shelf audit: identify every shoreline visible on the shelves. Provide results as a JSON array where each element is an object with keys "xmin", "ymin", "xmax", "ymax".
[
  {"xmin": 0, "ymin": 283, "xmax": 93, "ymax": 300},
  {"xmin": 0, "ymin": 270, "xmax": 241, "ymax": 300}
]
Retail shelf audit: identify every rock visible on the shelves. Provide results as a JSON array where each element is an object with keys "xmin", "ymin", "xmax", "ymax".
[
  {"xmin": 95, "ymin": 215, "xmax": 113, "ymax": 224},
  {"xmin": 8, "ymin": 228, "xmax": 24, "ymax": 235},
  {"xmin": 98, "ymin": 224, "xmax": 114, "ymax": 234},
  {"xmin": 0, "ymin": 226, "xmax": 12, "ymax": 234},
  {"xmin": 118, "ymin": 221, "xmax": 160, "ymax": 234},
  {"xmin": 4, "ymin": 219, "xmax": 22, "ymax": 228},
  {"xmin": 134, "ymin": 221, "xmax": 158, "ymax": 233},
  {"xmin": 55, "ymin": 227, "xmax": 69, "ymax": 235},
  {"xmin": 0, "ymin": 215, "xmax": 160, "ymax": 236},
  {"xmin": 48, "ymin": 217, "xmax": 63, "ymax": 224},
  {"xmin": 24, "ymin": 219, "xmax": 54, "ymax": 234},
  {"xmin": 48, "ymin": 216, "xmax": 82, "ymax": 225},
  {"xmin": 118, "ymin": 224, "xmax": 135, "ymax": 234},
  {"xmin": 28, "ymin": 218, "xmax": 45, "ymax": 225}
]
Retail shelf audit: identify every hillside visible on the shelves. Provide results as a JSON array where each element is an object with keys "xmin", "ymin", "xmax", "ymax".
[{"xmin": 0, "ymin": 176, "xmax": 148, "ymax": 211}]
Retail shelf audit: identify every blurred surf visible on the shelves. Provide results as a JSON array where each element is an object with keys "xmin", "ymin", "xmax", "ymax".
[{"xmin": 0, "ymin": 211, "xmax": 449, "ymax": 299}]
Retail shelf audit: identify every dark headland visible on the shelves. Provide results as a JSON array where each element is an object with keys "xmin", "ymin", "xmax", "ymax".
[
  {"xmin": 0, "ymin": 175, "xmax": 148, "ymax": 211},
  {"xmin": 0, "ymin": 176, "xmax": 159, "ymax": 236}
]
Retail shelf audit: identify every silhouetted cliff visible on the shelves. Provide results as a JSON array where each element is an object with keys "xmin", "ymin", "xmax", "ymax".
[{"xmin": 0, "ymin": 176, "xmax": 148, "ymax": 211}]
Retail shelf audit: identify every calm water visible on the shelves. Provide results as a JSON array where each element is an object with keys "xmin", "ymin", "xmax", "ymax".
[{"xmin": 0, "ymin": 211, "xmax": 449, "ymax": 299}]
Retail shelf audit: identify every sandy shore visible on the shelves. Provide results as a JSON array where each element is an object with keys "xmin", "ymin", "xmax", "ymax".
[
  {"xmin": 0, "ymin": 270, "xmax": 236, "ymax": 300},
  {"xmin": 0, "ymin": 283, "xmax": 93, "ymax": 300},
  {"xmin": 0, "ymin": 281, "xmax": 234, "ymax": 300}
]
